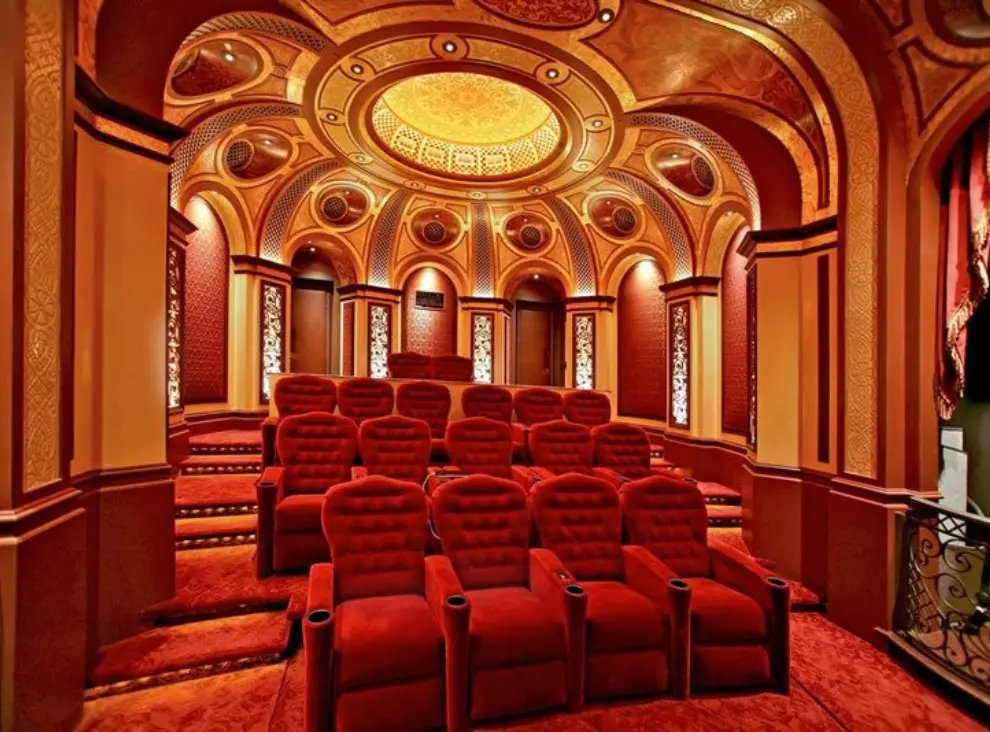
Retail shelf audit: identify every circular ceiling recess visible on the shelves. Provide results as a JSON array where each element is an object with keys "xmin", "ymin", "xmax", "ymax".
[
  {"xmin": 651, "ymin": 143, "xmax": 717, "ymax": 199},
  {"xmin": 369, "ymin": 72, "xmax": 564, "ymax": 180},
  {"xmin": 171, "ymin": 39, "xmax": 262, "ymax": 98}
]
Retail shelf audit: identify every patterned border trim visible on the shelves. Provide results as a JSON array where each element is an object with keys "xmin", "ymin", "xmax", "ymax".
[
  {"xmin": 175, "ymin": 504, "xmax": 258, "ymax": 518},
  {"xmin": 471, "ymin": 203, "xmax": 495, "ymax": 297},
  {"xmin": 259, "ymin": 159, "xmax": 343, "ymax": 261},
  {"xmin": 368, "ymin": 192, "xmax": 409, "ymax": 287},
  {"xmin": 177, "ymin": 533, "xmax": 257, "ymax": 551},
  {"xmin": 606, "ymin": 169, "xmax": 694, "ymax": 279},
  {"xmin": 180, "ymin": 12, "xmax": 329, "ymax": 52},
  {"xmin": 545, "ymin": 197, "xmax": 596, "ymax": 295}
]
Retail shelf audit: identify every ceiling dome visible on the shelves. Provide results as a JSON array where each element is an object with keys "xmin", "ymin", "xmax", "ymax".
[{"xmin": 369, "ymin": 72, "xmax": 563, "ymax": 180}]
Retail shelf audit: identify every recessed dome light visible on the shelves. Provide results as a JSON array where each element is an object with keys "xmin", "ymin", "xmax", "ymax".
[
  {"xmin": 263, "ymin": 138, "xmax": 272, "ymax": 146},
  {"xmin": 533, "ymin": 274, "xmax": 540, "ymax": 280},
  {"xmin": 443, "ymin": 41, "xmax": 457, "ymax": 53},
  {"xmin": 351, "ymin": 64, "xmax": 364, "ymax": 74},
  {"xmin": 309, "ymin": 245, "xmax": 316, "ymax": 252},
  {"xmin": 546, "ymin": 68, "xmax": 560, "ymax": 79},
  {"xmin": 222, "ymin": 52, "xmax": 236, "ymax": 63},
  {"xmin": 599, "ymin": 9, "xmax": 615, "ymax": 22},
  {"xmin": 592, "ymin": 119, "xmax": 604, "ymax": 128},
  {"xmin": 325, "ymin": 112, "xmax": 338, "ymax": 121}
]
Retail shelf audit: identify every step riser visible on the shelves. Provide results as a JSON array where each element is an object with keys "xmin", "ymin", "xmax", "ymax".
[
  {"xmin": 177, "ymin": 534, "xmax": 256, "ymax": 551},
  {"xmin": 182, "ymin": 465, "xmax": 259, "ymax": 475},
  {"xmin": 190, "ymin": 445, "xmax": 261, "ymax": 456},
  {"xmin": 176, "ymin": 505, "xmax": 258, "ymax": 519},
  {"xmin": 707, "ymin": 518, "xmax": 743, "ymax": 528}
]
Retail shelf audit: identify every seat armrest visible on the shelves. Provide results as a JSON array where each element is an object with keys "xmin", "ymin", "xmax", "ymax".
[
  {"xmin": 304, "ymin": 563, "xmax": 334, "ymax": 732},
  {"xmin": 255, "ymin": 471, "xmax": 281, "ymax": 579},
  {"xmin": 262, "ymin": 417, "xmax": 278, "ymax": 468},
  {"xmin": 350, "ymin": 466, "xmax": 369, "ymax": 480},
  {"xmin": 530, "ymin": 548, "xmax": 587, "ymax": 711},
  {"xmin": 621, "ymin": 545, "xmax": 679, "ymax": 614},
  {"xmin": 510, "ymin": 466, "xmax": 534, "ymax": 491},
  {"xmin": 425, "ymin": 555, "xmax": 470, "ymax": 732},
  {"xmin": 529, "ymin": 467, "xmax": 556, "ymax": 481},
  {"xmin": 592, "ymin": 467, "xmax": 627, "ymax": 488}
]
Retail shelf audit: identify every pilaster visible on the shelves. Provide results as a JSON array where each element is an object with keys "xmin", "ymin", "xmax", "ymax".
[
  {"xmin": 338, "ymin": 284, "xmax": 401, "ymax": 377},
  {"xmin": 461, "ymin": 297, "xmax": 512, "ymax": 384}
]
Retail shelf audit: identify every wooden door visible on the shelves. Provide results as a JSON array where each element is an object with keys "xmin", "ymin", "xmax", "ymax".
[
  {"xmin": 515, "ymin": 304, "xmax": 553, "ymax": 386},
  {"xmin": 291, "ymin": 285, "xmax": 332, "ymax": 374}
]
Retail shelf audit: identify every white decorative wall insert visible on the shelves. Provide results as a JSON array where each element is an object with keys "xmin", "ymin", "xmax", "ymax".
[
  {"xmin": 574, "ymin": 314, "xmax": 594, "ymax": 389},
  {"xmin": 369, "ymin": 303, "xmax": 390, "ymax": 378},
  {"xmin": 472, "ymin": 313, "xmax": 494, "ymax": 384},
  {"xmin": 261, "ymin": 282, "xmax": 285, "ymax": 402},
  {"xmin": 671, "ymin": 302, "xmax": 689, "ymax": 427}
]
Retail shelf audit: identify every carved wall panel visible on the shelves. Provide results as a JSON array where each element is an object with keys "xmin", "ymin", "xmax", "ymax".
[
  {"xmin": 167, "ymin": 245, "xmax": 185, "ymax": 410},
  {"xmin": 670, "ymin": 301, "xmax": 690, "ymax": 429},
  {"xmin": 402, "ymin": 267, "xmax": 458, "ymax": 357},
  {"xmin": 260, "ymin": 281, "xmax": 286, "ymax": 403},
  {"xmin": 471, "ymin": 313, "xmax": 495, "ymax": 384},
  {"xmin": 368, "ymin": 303, "xmax": 392, "ymax": 378},
  {"xmin": 573, "ymin": 313, "xmax": 595, "ymax": 389}
]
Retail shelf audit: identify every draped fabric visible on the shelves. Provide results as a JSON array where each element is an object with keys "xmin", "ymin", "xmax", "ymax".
[{"xmin": 938, "ymin": 114, "xmax": 990, "ymax": 419}]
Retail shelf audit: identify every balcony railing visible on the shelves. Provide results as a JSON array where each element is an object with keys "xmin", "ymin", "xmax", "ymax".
[{"xmin": 893, "ymin": 497, "xmax": 990, "ymax": 701}]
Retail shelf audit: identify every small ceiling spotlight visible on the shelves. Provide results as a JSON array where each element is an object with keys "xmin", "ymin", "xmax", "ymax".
[
  {"xmin": 263, "ymin": 138, "xmax": 272, "ymax": 146},
  {"xmin": 309, "ymin": 244, "xmax": 316, "ymax": 252},
  {"xmin": 591, "ymin": 119, "xmax": 604, "ymax": 128},
  {"xmin": 546, "ymin": 68, "xmax": 560, "ymax": 79},
  {"xmin": 598, "ymin": 8, "xmax": 615, "ymax": 23},
  {"xmin": 325, "ymin": 112, "xmax": 338, "ymax": 121},
  {"xmin": 222, "ymin": 52, "xmax": 236, "ymax": 63},
  {"xmin": 350, "ymin": 63, "xmax": 364, "ymax": 75},
  {"xmin": 442, "ymin": 41, "xmax": 457, "ymax": 53},
  {"xmin": 533, "ymin": 274, "xmax": 540, "ymax": 280},
  {"xmin": 671, "ymin": 152, "xmax": 681, "ymax": 159}
]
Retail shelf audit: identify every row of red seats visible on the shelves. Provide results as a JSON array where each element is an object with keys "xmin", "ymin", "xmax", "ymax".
[
  {"xmin": 387, "ymin": 351, "xmax": 473, "ymax": 381},
  {"xmin": 257, "ymin": 413, "xmax": 679, "ymax": 576},
  {"xmin": 302, "ymin": 472, "xmax": 790, "ymax": 732},
  {"xmin": 262, "ymin": 374, "xmax": 615, "ymax": 468}
]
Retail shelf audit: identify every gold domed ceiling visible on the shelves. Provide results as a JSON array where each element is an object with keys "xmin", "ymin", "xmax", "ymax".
[{"xmin": 370, "ymin": 72, "xmax": 563, "ymax": 179}]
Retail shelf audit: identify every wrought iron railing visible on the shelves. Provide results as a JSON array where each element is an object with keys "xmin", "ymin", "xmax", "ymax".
[{"xmin": 894, "ymin": 497, "xmax": 990, "ymax": 696}]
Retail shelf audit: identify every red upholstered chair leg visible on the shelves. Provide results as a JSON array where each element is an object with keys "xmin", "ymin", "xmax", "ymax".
[
  {"xmin": 304, "ymin": 564, "xmax": 335, "ymax": 732},
  {"xmin": 768, "ymin": 577, "xmax": 791, "ymax": 693},
  {"xmin": 255, "ymin": 471, "xmax": 278, "ymax": 578},
  {"xmin": 668, "ymin": 579, "xmax": 692, "ymax": 700},
  {"xmin": 426, "ymin": 556, "xmax": 470, "ymax": 732}
]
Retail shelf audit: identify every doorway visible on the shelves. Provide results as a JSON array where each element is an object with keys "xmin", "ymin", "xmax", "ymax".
[
  {"xmin": 511, "ymin": 275, "xmax": 565, "ymax": 386},
  {"xmin": 290, "ymin": 246, "xmax": 338, "ymax": 374}
]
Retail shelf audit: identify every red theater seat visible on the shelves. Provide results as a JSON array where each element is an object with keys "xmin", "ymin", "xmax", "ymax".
[
  {"xmin": 387, "ymin": 351, "xmax": 433, "ymax": 379},
  {"xmin": 262, "ymin": 375, "xmax": 337, "ymax": 469},
  {"xmin": 396, "ymin": 381, "xmax": 452, "ymax": 463},
  {"xmin": 426, "ymin": 417, "xmax": 533, "ymax": 495},
  {"xmin": 337, "ymin": 377, "xmax": 394, "ymax": 427},
  {"xmin": 620, "ymin": 475, "xmax": 790, "ymax": 693},
  {"xmin": 461, "ymin": 385, "xmax": 524, "ymax": 462},
  {"xmin": 528, "ymin": 420, "xmax": 596, "ymax": 481},
  {"xmin": 256, "ymin": 412, "xmax": 357, "ymax": 577},
  {"xmin": 354, "ymin": 415, "xmax": 432, "ymax": 486},
  {"xmin": 433, "ymin": 354, "xmax": 474, "ymax": 382},
  {"xmin": 530, "ymin": 474, "xmax": 690, "ymax": 702},
  {"xmin": 591, "ymin": 423, "xmax": 690, "ymax": 485},
  {"xmin": 564, "ymin": 390, "xmax": 612, "ymax": 427},
  {"xmin": 303, "ymin": 477, "xmax": 468, "ymax": 732},
  {"xmin": 431, "ymin": 475, "xmax": 586, "ymax": 724},
  {"xmin": 512, "ymin": 388, "xmax": 565, "ymax": 460}
]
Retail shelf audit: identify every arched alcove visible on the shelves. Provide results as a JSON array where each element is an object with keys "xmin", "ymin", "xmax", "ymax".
[
  {"xmin": 290, "ymin": 244, "xmax": 340, "ymax": 375},
  {"xmin": 617, "ymin": 259, "xmax": 666, "ymax": 420},
  {"xmin": 721, "ymin": 227, "xmax": 750, "ymax": 436},
  {"xmin": 509, "ymin": 274, "xmax": 566, "ymax": 387},
  {"xmin": 401, "ymin": 266, "xmax": 459, "ymax": 357}
]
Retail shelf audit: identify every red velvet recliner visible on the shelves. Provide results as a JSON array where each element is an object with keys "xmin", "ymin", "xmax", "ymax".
[
  {"xmin": 620, "ymin": 475, "xmax": 790, "ymax": 693},
  {"xmin": 387, "ymin": 351, "xmax": 433, "ymax": 379},
  {"xmin": 530, "ymin": 474, "xmax": 691, "ymax": 701},
  {"xmin": 527, "ymin": 420, "xmax": 598, "ymax": 482},
  {"xmin": 431, "ymin": 475, "xmax": 587, "ymax": 725},
  {"xmin": 512, "ymin": 387, "xmax": 565, "ymax": 461},
  {"xmin": 353, "ymin": 415, "xmax": 432, "ymax": 486},
  {"xmin": 396, "ymin": 381, "xmax": 452, "ymax": 463},
  {"xmin": 433, "ymin": 354, "xmax": 474, "ymax": 382},
  {"xmin": 262, "ymin": 375, "xmax": 337, "ymax": 468},
  {"xmin": 591, "ymin": 423, "xmax": 686, "ymax": 485},
  {"xmin": 303, "ymin": 476, "xmax": 469, "ymax": 732},
  {"xmin": 425, "ymin": 417, "xmax": 533, "ymax": 495},
  {"xmin": 462, "ymin": 385, "xmax": 524, "ymax": 462},
  {"xmin": 256, "ymin": 412, "xmax": 357, "ymax": 577},
  {"xmin": 563, "ymin": 391, "xmax": 612, "ymax": 427},
  {"xmin": 337, "ymin": 377, "xmax": 394, "ymax": 428}
]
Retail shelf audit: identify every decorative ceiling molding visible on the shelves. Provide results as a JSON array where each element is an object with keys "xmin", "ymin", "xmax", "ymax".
[
  {"xmin": 471, "ymin": 203, "xmax": 495, "ymax": 297},
  {"xmin": 258, "ymin": 159, "xmax": 344, "ymax": 261},
  {"xmin": 367, "ymin": 190, "xmax": 410, "ymax": 287},
  {"xmin": 180, "ymin": 11, "xmax": 330, "ymax": 52},
  {"xmin": 545, "ymin": 196, "xmax": 598, "ymax": 296},
  {"xmin": 605, "ymin": 168, "xmax": 694, "ymax": 280}
]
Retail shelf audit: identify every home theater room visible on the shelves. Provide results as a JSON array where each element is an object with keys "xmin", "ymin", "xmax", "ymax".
[{"xmin": 5, "ymin": 0, "xmax": 990, "ymax": 729}]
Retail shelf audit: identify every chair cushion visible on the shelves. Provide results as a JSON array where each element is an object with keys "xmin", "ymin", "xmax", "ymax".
[
  {"xmin": 467, "ymin": 587, "xmax": 566, "ymax": 669},
  {"xmin": 334, "ymin": 594, "xmax": 444, "ymax": 690},
  {"xmin": 684, "ymin": 577, "xmax": 767, "ymax": 645},
  {"xmin": 583, "ymin": 581, "xmax": 667, "ymax": 653},
  {"xmin": 275, "ymin": 494, "xmax": 324, "ymax": 534}
]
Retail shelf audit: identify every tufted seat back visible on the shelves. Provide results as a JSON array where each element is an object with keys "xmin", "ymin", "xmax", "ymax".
[
  {"xmin": 387, "ymin": 351, "xmax": 433, "ymax": 380},
  {"xmin": 531, "ymin": 474, "xmax": 623, "ymax": 581},
  {"xmin": 275, "ymin": 412, "xmax": 358, "ymax": 496},
  {"xmin": 338, "ymin": 377, "xmax": 395, "ymax": 426},
  {"xmin": 396, "ymin": 381, "xmax": 452, "ymax": 439},
  {"xmin": 513, "ymin": 387, "xmax": 565, "ymax": 426},
  {"xmin": 323, "ymin": 476, "xmax": 429, "ymax": 603},
  {"xmin": 528, "ymin": 420, "xmax": 594, "ymax": 475},
  {"xmin": 591, "ymin": 422, "xmax": 653, "ymax": 478},
  {"xmin": 445, "ymin": 417, "xmax": 514, "ymax": 479},
  {"xmin": 563, "ymin": 391, "xmax": 612, "ymax": 427},
  {"xmin": 358, "ymin": 415, "xmax": 432, "ymax": 484},
  {"xmin": 432, "ymin": 475, "xmax": 530, "ymax": 590},
  {"xmin": 274, "ymin": 374, "xmax": 337, "ymax": 416},
  {"xmin": 620, "ymin": 475, "xmax": 710, "ymax": 578},
  {"xmin": 432, "ymin": 354, "xmax": 474, "ymax": 382},
  {"xmin": 462, "ymin": 385, "xmax": 513, "ymax": 423}
]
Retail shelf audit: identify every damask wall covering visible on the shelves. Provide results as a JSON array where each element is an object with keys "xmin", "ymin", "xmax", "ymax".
[
  {"xmin": 182, "ymin": 197, "xmax": 228, "ymax": 403},
  {"xmin": 722, "ymin": 237, "xmax": 750, "ymax": 435},
  {"xmin": 618, "ymin": 260, "xmax": 667, "ymax": 420},
  {"xmin": 402, "ymin": 267, "xmax": 457, "ymax": 357}
]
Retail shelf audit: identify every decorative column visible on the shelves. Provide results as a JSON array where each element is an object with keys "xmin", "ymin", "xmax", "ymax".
[
  {"xmin": 564, "ymin": 296, "xmax": 615, "ymax": 393},
  {"xmin": 166, "ymin": 209, "xmax": 195, "ymax": 467},
  {"xmin": 461, "ymin": 297, "xmax": 513, "ymax": 384},
  {"xmin": 338, "ymin": 284, "xmax": 401, "ymax": 377}
]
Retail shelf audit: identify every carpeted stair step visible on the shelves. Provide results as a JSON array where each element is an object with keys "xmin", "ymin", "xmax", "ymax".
[
  {"xmin": 181, "ymin": 454, "xmax": 260, "ymax": 475},
  {"xmin": 176, "ymin": 514, "xmax": 257, "ymax": 551},
  {"xmin": 88, "ymin": 611, "xmax": 290, "ymax": 698},
  {"xmin": 706, "ymin": 503, "xmax": 742, "ymax": 527},
  {"xmin": 189, "ymin": 429, "xmax": 262, "ymax": 456},
  {"xmin": 175, "ymin": 475, "xmax": 258, "ymax": 517},
  {"xmin": 697, "ymin": 481, "xmax": 742, "ymax": 505}
]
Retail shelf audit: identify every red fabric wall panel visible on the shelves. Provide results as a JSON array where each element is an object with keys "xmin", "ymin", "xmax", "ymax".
[
  {"xmin": 722, "ymin": 238, "xmax": 749, "ymax": 435},
  {"xmin": 618, "ymin": 260, "xmax": 666, "ymax": 420},
  {"xmin": 402, "ymin": 267, "xmax": 457, "ymax": 357},
  {"xmin": 342, "ymin": 301, "xmax": 355, "ymax": 376},
  {"xmin": 183, "ymin": 197, "xmax": 228, "ymax": 403}
]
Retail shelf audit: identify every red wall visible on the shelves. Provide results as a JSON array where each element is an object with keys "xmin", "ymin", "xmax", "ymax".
[
  {"xmin": 402, "ymin": 267, "xmax": 457, "ymax": 357},
  {"xmin": 183, "ymin": 197, "xmax": 228, "ymax": 403},
  {"xmin": 722, "ymin": 231, "xmax": 749, "ymax": 434},
  {"xmin": 618, "ymin": 260, "xmax": 667, "ymax": 419}
]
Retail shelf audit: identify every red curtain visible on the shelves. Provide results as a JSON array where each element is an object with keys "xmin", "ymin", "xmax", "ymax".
[{"xmin": 938, "ymin": 113, "xmax": 990, "ymax": 419}]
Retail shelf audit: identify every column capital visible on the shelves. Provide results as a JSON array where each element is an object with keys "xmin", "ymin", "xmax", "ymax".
[
  {"xmin": 660, "ymin": 276, "xmax": 720, "ymax": 299},
  {"xmin": 740, "ymin": 216, "xmax": 838, "ymax": 260},
  {"xmin": 337, "ymin": 283, "xmax": 402, "ymax": 303},
  {"xmin": 168, "ymin": 207, "xmax": 196, "ymax": 250},
  {"xmin": 564, "ymin": 295, "xmax": 616, "ymax": 312},
  {"xmin": 231, "ymin": 255, "xmax": 294, "ymax": 283},
  {"xmin": 459, "ymin": 296, "xmax": 513, "ymax": 314}
]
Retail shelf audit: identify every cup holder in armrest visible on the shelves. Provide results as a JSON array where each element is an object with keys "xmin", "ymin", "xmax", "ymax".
[
  {"xmin": 669, "ymin": 579, "xmax": 690, "ymax": 590},
  {"xmin": 307, "ymin": 609, "xmax": 332, "ymax": 624},
  {"xmin": 446, "ymin": 594, "xmax": 468, "ymax": 609},
  {"xmin": 565, "ymin": 584, "xmax": 585, "ymax": 597},
  {"xmin": 767, "ymin": 577, "xmax": 788, "ymax": 588}
]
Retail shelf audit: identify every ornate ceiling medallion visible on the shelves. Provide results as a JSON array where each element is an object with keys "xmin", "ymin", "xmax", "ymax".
[
  {"xmin": 223, "ymin": 130, "xmax": 291, "ymax": 180},
  {"xmin": 473, "ymin": 0, "xmax": 600, "ymax": 28},
  {"xmin": 504, "ymin": 212, "xmax": 553, "ymax": 253},
  {"xmin": 370, "ymin": 72, "xmax": 563, "ymax": 180},
  {"xmin": 317, "ymin": 185, "xmax": 370, "ymax": 227},
  {"xmin": 588, "ymin": 194, "xmax": 640, "ymax": 239},
  {"xmin": 411, "ymin": 207, "xmax": 462, "ymax": 248},
  {"xmin": 170, "ymin": 38, "xmax": 264, "ymax": 99},
  {"xmin": 648, "ymin": 142, "xmax": 719, "ymax": 202}
]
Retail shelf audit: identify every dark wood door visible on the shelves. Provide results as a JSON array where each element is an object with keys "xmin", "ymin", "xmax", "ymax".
[
  {"xmin": 516, "ymin": 304, "xmax": 554, "ymax": 386},
  {"xmin": 291, "ymin": 285, "xmax": 332, "ymax": 374}
]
